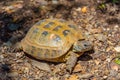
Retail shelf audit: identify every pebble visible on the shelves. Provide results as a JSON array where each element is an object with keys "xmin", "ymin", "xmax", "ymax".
[
  {"xmin": 94, "ymin": 34, "xmax": 107, "ymax": 41},
  {"xmin": 109, "ymin": 70, "xmax": 118, "ymax": 77},
  {"xmin": 8, "ymin": 72, "xmax": 19, "ymax": 77},
  {"xmin": 114, "ymin": 46, "xmax": 120, "ymax": 52},
  {"xmin": 103, "ymin": 76, "xmax": 108, "ymax": 79},
  {"xmin": 90, "ymin": 28, "xmax": 102, "ymax": 34},
  {"xmin": 76, "ymin": 7, "xmax": 81, "ymax": 12},
  {"xmin": 52, "ymin": 0, "xmax": 58, "ymax": 5},
  {"xmin": 78, "ymin": 73, "xmax": 93, "ymax": 79},
  {"xmin": 116, "ymin": 73, "xmax": 120, "ymax": 79},
  {"xmin": 2, "ymin": 2, "xmax": 23, "ymax": 13},
  {"xmin": 50, "ymin": 76, "xmax": 59, "ymax": 80},
  {"xmin": 31, "ymin": 60, "xmax": 51, "ymax": 72},
  {"xmin": 24, "ymin": 67, "xmax": 29, "ymax": 74},
  {"xmin": 0, "ymin": 55, "xmax": 4, "ymax": 59},
  {"xmin": 16, "ymin": 59, "xmax": 24, "ymax": 63}
]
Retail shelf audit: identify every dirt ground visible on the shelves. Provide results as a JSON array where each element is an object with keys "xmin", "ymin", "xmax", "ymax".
[{"xmin": 0, "ymin": 0, "xmax": 120, "ymax": 80}]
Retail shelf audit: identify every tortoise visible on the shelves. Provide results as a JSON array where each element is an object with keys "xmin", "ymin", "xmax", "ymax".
[{"xmin": 5, "ymin": 19, "xmax": 93, "ymax": 72}]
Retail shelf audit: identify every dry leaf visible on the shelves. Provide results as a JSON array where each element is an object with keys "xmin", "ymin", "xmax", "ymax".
[
  {"xmin": 73, "ymin": 63, "xmax": 83, "ymax": 72},
  {"xmin": 65, "ymin": 74, "xmax": 78, "ymax": 80},
  {"xmin": 22, "ymin": 77, "xmax": 28, "ymax": 80},
  {"xmin": 94, "ymin": 60, "xmax": 100, "ymax": 65},
  {"xmin": 81, "ymin": 6, "xmax": 87, "ymax": 13}
]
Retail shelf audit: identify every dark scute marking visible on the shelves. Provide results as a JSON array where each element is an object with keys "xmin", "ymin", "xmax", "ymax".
[
  {"xmin": 43, "ymin": 22, "xmax": 54, "ymax": 28},
  {"xmin": 63, "ymin": 30, "xmax": 70, "ymax": 36},
  {"xmin": 68, "ymin": 24, "xmax": 77, "ymax": 30},
  {"xmin": 53, "ymin": 26, "xmax": 62, "ymax": 31},
  {"xmin": 39, "ymin": 31, "xmax": 48, "ymax": 42},
  {"xmin": 33, "ymin": 28, "xmax": 39, "ymax": 33},
  {"xmin": 41, "ymin": 31, "xmax": 48, "ymax": 36},
  {"xmin": 37, "ymin": 48, "xmax": 43, "ymax": 57},
  {"xmin": 51, "ymin": 50, "xmax": 56, "ymax": 57},
  {"xmin": 44, "ymin": 49, "xmax": 49, "ymax": 57},
  {"xmin": 37, "ymin": 52, "xmax": 41, "ymax": 57},
  {"xmin": 35, "ymin": 20, "xmax": 45, "ymax": 25},
  {"xmin": 25, "ymin": 46, "xmax": 30, "ymax": 53},
  {"xmin": 54, "ymin": 35, "xmax": 61, "ymax": 42},
  {"xmin": 31, "ymin": 46, "xmax": 35, "ymax": 54}
]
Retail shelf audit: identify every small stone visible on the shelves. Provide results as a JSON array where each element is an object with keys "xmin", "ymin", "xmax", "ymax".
[
  {"xmin": 8, "ymin": 72, "xmax": 19, "ymax": 77},
  {"xmin": 25, "ymin": 62, "xmax": 32, "ymax": 69},
  {"xmin": 16, "ymin": 60, "xmax": 24, "ymax": 63},
  {"xmin": 94, "ymin": 34, "xmax": 107, "ymax": 41},
  {"xmin": 16, "ymin": 52, "xmax": 24, "ymax": 58},
  {"xmin": 3, "ymin": 3, "xmax": 23, "ymax": 13},
  {"xmin": 55, "ymin": 13, "xmax": 62, "ymax": 18},
  {"xmin": 106, "ymin": 58, "xmax": 111, "ymax": 62},
  {"xmin": 0, "ymin": 55, "xmax": 4, "ymax": 59},
  {"xmin": 52, "ymin": 0, "xmax": 58, "ymax": 5},
  {"xmin": 116, "ymin": 73, "xmax": 120, "ymax": 79},
  {"xmin": 72, "ymin": 11, "xmax": 77, "ymax": 16},
  {"xmin": 24, "ymin": 67, "xmax": 29, "ymax": 73},
  {"xmin": 76, "ymin": 7, "xmax": 81, "ymax": 12},
  {"xmin": 103, "ymin": 76, "xmax": 108, "ymax": 79},
  {"xmin": 109, "ymin": 70, "xmax": 118, "ymax": 76},
  {"xmin": 31, "ymin": 60, "xmax": 51, "ymax": 72},
  {"xmin": 90, "ymin": 28, "xmax": 102, "ymax": 34},
  {"xmin": 78, "ymin": 73, "xmax": 93, "ymax": 79},
  {"xmin": 50, "ymin": 76, "xmax": 59, "ymax": 80},
  {"xmin": 114, "ymin": 46, "xmax": 120, "ymax": 52}
]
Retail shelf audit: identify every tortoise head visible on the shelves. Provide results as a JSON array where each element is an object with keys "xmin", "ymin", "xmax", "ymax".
[{"xmin": 72, "ymin": 40, "xmax": 93, "ymax": 53}]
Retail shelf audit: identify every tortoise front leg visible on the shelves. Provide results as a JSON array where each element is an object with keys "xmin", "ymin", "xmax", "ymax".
[{"xmin": 66, "ymin": 51, "xmax": 78, "ymax": 73}]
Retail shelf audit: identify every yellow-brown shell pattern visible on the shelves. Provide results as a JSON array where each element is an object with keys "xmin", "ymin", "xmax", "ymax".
[{"xmin": 21, "ymin": 19, "xmax": 85, "ymax": 62}]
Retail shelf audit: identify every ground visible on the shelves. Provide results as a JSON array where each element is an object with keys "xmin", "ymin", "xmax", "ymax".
[{"xmin": 0, "ymin": 0, "xmax": 120, "ymax": 80}]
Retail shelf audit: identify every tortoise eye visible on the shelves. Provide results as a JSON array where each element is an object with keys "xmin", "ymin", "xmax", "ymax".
[{"xmin": 63, "ymin": 30, "xmax": 70, "ymax": 36}]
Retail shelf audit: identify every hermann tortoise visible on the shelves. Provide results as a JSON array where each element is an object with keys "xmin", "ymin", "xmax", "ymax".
[{"xmin": 5, "ymin": 19, "xmax": 93, "ymax": 72}]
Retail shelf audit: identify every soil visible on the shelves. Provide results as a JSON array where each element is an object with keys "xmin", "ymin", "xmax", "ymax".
[{"xmin": 0, "ymin": 0, "xmax": 120, "ymax": 80}]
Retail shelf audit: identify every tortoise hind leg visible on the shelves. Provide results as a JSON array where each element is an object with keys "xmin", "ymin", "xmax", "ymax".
[
  {"xmin": 66, "ymin": 51, "xmax": 78, "ymax": 73},
  {"xmin": 2, "ymin": 32, "xmax": 23, "ymax": 46},
  {"xmin": 2, "ymin": 34, "xmax": 23, "ymax": 51},
  {"xmin": 13, "ymin": 42, "xmax": 22, "ymax": 50}
]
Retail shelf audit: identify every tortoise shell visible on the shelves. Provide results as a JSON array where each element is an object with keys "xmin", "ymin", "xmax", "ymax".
[{"xmin": 21, "ymin": 19, "xmax": 85, "ymax": 62}]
